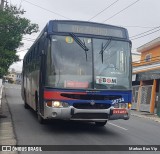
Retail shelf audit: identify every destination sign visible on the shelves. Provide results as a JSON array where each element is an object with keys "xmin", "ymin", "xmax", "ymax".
[{"xmin": 56, "ymin": 22, "xmax": 125, "ymax": 38}]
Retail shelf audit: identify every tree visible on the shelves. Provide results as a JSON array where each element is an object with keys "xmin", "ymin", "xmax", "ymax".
[{"xmin": 0, "ymin": 5, "xmax": 39, "ymax": 77}]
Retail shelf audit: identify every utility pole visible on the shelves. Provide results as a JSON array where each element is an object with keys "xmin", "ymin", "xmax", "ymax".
[
  {"xmin": 0, "ymin": 0, "xmax": 7, "ymax": 10},
  {"xmin": 0, "ymin": 0, "xmax": 4, "ymax": 10}
]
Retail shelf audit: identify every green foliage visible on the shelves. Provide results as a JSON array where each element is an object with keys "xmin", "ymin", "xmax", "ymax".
[{"xmin": 0, "ymin": 5, "xmax": 39, "ymax": 77}]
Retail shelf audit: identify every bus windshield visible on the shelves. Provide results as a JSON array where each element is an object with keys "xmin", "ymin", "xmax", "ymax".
[{"xmin": 46, "ymin": 35, "xmax": 131, "ymax": 90}]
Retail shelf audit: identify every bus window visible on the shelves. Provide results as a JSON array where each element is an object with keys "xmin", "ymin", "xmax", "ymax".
[{"xmin": 46, "ymin": 35, "xmax": 92, "ymax": 88}]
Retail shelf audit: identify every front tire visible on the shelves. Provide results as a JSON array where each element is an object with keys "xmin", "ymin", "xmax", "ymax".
[
  {"xmin": 95, "ymin": 121, "xmax": 107, "ymax": 126},
  {"xmin": 36, "ymin": 100, "xmax": 46, "ymax": 124},
  {"xmin": 37, "ymin": 113, "xmax": 46, "ymax": 124}
]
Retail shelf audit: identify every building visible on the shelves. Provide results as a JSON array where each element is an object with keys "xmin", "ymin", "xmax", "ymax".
[
  {"xmin": 6, "ymin": 73, "xmax": 17, "ymax": 83},
  {"xmin": 6, "ymin": 71, "xmax": 22, "ymax": 84},
  {"xmin": 16, "ymin": 72, "xmax": 22, "ymax": 84},
  {"xmin": 132, "ymin": 37, "xmax": 160, "ymax": 116},
  {"xmin": 132, "ymin": 52, "xmax": 141, "ymax": 63}
]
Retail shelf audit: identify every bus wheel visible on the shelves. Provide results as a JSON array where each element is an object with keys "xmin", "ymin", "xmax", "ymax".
[
  {"xmin": 24, "ymin": 95, "xmax": 29, "ymax": 109},
  {"xmin": 37, "ymin": 106, "xmax": 46, "ymax": 124},
  {"xmin": 24, "ymin": 102, "xmax": 30, "ymax": 109},
  {"xmin": 35, "ymin": 94, "xmax": 45, "ymax": 124},
  {"xmin": 95, "ymin": 121, "xmax": 107, "ymax": 127},
  {"xmin": 124, "ymin": 117, "xmax": 129, "ymax": 120},
  {"xmin": 37, "ymin": 113, "xmax": 46, "ymax": 124}
]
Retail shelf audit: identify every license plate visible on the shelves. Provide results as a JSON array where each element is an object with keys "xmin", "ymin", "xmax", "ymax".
[{"xmin": 113, "ymin": 109, "xmax": 127, "ymax": 114}]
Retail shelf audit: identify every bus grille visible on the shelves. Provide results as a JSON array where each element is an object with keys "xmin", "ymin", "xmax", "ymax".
[
  {"xmin": 71, "ymin": 113, "xmax": 108, "ymax": 119},
  {"xmin": 73, "ymin": 103, "xmax": 111, "ymax": 109},
  {"xmin": 61, "ymin": 93, "xmax": 121, "ymax": 100}
]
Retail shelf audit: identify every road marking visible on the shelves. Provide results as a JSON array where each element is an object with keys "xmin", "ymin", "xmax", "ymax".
[{"xmin": 108, "ymin": 122, "xmax": 128, "ymax": 131}]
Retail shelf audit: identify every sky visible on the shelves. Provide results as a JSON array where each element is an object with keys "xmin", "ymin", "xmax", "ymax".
[{"xmin": 8, "ymin": 0, "xmax": 160, "ymax": 72}]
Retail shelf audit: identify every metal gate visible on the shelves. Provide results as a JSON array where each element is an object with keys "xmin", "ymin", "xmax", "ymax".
[
  {"xmin": 132, "ymin": 85, "xmax": 153, "ymax": 112},
  {"xmin": 157, "ymin": 102, "xmax": 160, "ymax": 117},
  {"xmin": 139, "ymin": 85, "xmax": 153, "ymax": 112},
  {"xmin": 132, "ymin": 86, "xmax": 140, "ymax": 110}
]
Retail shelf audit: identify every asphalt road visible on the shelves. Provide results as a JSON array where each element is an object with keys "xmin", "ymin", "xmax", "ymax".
[{"xmin": 4, "ymin": 83, "xmax": 160, "ymax": 154}]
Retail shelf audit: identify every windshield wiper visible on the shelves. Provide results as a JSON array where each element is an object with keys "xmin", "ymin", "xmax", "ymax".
[
  {"xmin": 99, "ymin": 38, "xmax": 111, "ymax": 63},
  {"xmin": 69, "ymin": 33, "xmax": 89, "ymax": 61}
]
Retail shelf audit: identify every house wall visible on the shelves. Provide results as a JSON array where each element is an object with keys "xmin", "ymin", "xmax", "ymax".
[
  {"xmin": 132, "ymin": 40, "xmax": 160, "ymax": 115},
  {"xmin": 6, "ymin": 72, "xmax": 22, "ymax": 84},
  {"xmin": 141, "ymin": 45, "xmax": 160, "ymax": 63}
]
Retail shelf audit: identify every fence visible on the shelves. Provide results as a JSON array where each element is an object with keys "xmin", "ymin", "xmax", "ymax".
[
  {"xmin": 132, "ymin": 86, "xmax": 140, "ymax": 110},
  {"xmin": 132, "ymin": 85, "xmax": 153, "ymax": 112},
  {"xmin": 139, "ymin": 85, "xmax": 153, "ymax": 112}
]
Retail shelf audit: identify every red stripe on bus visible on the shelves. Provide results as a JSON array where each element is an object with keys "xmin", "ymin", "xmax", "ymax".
[{"xmin": 44, "ymin": 91, "xmax": 86, "ymax": 100}]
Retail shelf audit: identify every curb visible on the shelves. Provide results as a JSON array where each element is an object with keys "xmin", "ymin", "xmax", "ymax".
[
  {"xmin": 0, "ymin": 89, "xmax": 18, "ymax": 154},
  {"xmin": 131, "ymin": 113, "xmax": 160, "ymax": 123},
  {"xmin": 0, "ymin": 85, "xmax": 3, "ymax": 108}
]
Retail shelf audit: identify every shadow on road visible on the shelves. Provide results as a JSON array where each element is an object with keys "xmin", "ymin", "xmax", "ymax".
[{"xmin": 25, "ymin": 104, "xmax": 120, "ymax": 137}]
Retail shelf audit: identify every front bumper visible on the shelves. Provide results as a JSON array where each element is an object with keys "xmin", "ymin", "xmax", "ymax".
[{"xmin": 44, "ymin": 105, "xmax": 130, "ymax": 121}]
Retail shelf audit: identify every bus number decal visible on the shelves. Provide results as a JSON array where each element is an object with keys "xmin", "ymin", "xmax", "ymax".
[{"xmin": 111, "ymin": 98, "xmax": 125, "ymax": 104}]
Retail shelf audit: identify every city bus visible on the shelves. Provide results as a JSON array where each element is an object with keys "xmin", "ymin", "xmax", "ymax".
[{"xmin": 21, "ymin": 20, "xmax": 132, "ymax": 126}]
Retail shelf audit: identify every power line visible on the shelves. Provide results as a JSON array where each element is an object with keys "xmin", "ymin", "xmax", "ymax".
[
  {"xmin": 103, "ymin": 0, "xmax": 140, "ymax": 23},
  {"xmin": 130, "ymin": 28, "xmax": 160, "ymax": 40},
  {"xmin": 130, "ymin": 26, "xmax": 160, "ymax": 38},
  {"xmin": 22, "ymin": 38, "xmax": 35, "ymax": 42},
  {"xmin": 23, "ymin": 37, "xmax": 35, "ymax": 42},
  {"xmin": 120, "ymin": 25, "xmax": 158, "ymax": 29},
  {"xmin": 88, "ymin": 0, "xmax": 120, "ymax": 21},
  {"xmin": 16, "ymin": 46, "xmax": 31, "ymax": 51},
  {"xmin": 23, "ymin": 36, "xmax": 35, "ymax": 40},
  {"xmin": 0, "ymin": 0, "xmax": 5, "ymax": 10},
  {"xmin": 19, "ymin": 0, "xmax": 23, "ymax": 6},
  {"xmin": 16, "ymin": 48, "xmax": 28, "ymax": 52},
  {"xmin": 23, "ymin": 0, "xmax": 71, "ymax": 20}
]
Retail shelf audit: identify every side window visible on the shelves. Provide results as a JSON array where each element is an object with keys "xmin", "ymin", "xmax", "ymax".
[
  {"xmin": 145, "ymin": 54, "xmax": 152, "ymax": 62},
  {"xmin": 28, "ymin": 53, "xmax": 30, "ymax": 63},
  {"xmin": 46, "ymin": 39, "xmax": 55, "ymax": 85},
  {"xmin": 36, "ymin": 42, "xmax": 40, "ymax": 59},
  {"xmin": 32, "ymin": 47, "xmax": 35, "ymax": 60},
  {"xmin": 26, "ymin": 56, "xmax": 29, "ymax": 64},
  {"xmin": 118, "ymin": 50, "xmax": 125, "ymax": 72},
  {"xmin": 31, "ymin": 50, "xmax": 33, "ymax": 60},
  {"xmin": 33, "ymin": 47, "xmax": 36, "ymax": 59}
]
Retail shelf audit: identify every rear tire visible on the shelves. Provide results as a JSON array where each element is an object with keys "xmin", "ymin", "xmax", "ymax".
[
  {"xmin": 24, "ymin": 92, "xmax": 29, "ymax": 109},
  {"xmin": 95, "ymin": 121, "xmax": 107, "ymax": 127},
  {"xmin": 24, "ymin": 102, "xmax": 30, "ymax": 109}
]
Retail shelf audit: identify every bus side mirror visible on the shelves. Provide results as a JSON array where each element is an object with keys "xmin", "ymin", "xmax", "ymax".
[
  {"xmin": 40, "ymin": 50, "xmax": 45, "ymax": 56},
  {"xmin": 40, "ymin": 37, "xmax": 48, "ymax": 56},
  {"xmin": 129, "ymin": 41, "xmax": 132, "ymax": 48}
]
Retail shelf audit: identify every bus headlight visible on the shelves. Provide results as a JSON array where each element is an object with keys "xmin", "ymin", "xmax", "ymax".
[
  {"xmin": 114, "ymin": 103, "xmax": 119, "ymax": 108},
  {"xmin": 46, "ymin": 101, "xmax": 69, "ymax": 108},
  {"xmin": 114, "ymin": 103, "xmax": 127, "ymax": 109},
  {"xmin": 120, "ymin": 103, "xmax": 127, "ymax": 109},
  {"xmin": 53, "ymin": 101, "xmax": 62, "ymax": 107}
]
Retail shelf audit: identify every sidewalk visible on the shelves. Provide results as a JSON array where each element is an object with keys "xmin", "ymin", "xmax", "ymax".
[
  {"xmin": 131, "ymin": 109, "xmax": 160, "ymax": 123},
  {"xmin": 0, "ymin": 90, "xmax": 17, "ymax": 154}
]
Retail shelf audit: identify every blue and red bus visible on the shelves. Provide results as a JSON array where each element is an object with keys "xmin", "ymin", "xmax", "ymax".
[{"xmin": 21, "ymin": 20, "xmax": 132, "ymax": 126}]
